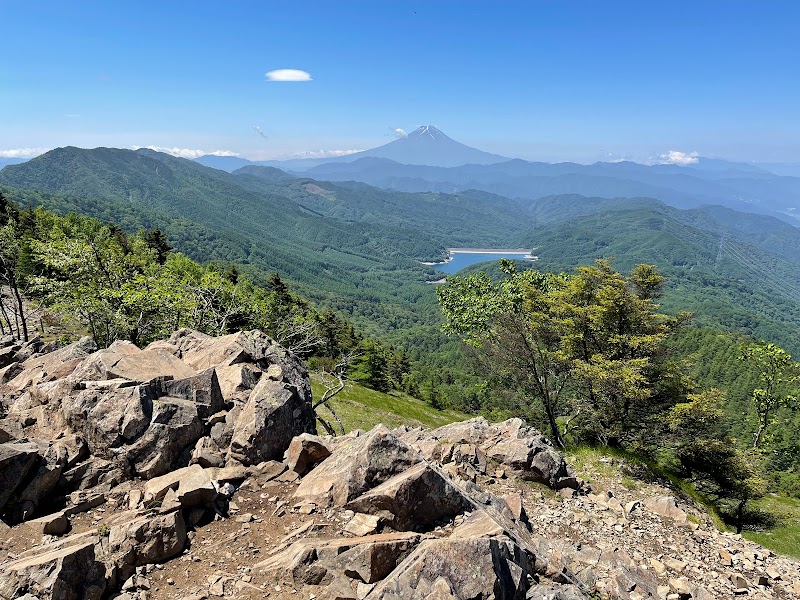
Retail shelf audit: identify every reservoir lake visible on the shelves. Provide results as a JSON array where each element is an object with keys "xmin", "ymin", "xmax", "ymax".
[{"xmin": 432, "ymin": 249, "xmax": 535, "ymax": 274}]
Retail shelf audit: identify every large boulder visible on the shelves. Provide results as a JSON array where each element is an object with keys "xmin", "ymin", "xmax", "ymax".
[
  {"xmin": 142, "ymin": 464, "xmax": 217, "ymax": 509},
  {"xmin": 255, "ymin": 532, "xmax": 424, "ymax": 587},
  {"xmin": 228, "ymin": 375, "xmax": 315, "ymax": 465},
  {"xmin": 368, "ymin": 535, "xmax": 535, "ymax": 600},
  {"xmin": 61, "ymin": 384, "xmax": 157, "ymax": 455},
  {"xmin": 0, "ymin": 441, "xmax": 41, "ymax": 513},
  {"xmin": 103, "ymin": 509, "xmax": 187, "ymax": 579},
  {"xmin": 161, "ymin": 367, "xmax": 225, "ymax": 419},
  {"xmin": 294, "ymin": 426, "xmax": 422, "ymax": 507},
  {"xmin": 286, "ymin": 433, "xmax": 333, "ymax": 475},
  {"xmin": 0, "ymin": 539, "xmax": 107, "ymax": 600},
  {"xmin": 124, "ymin": 398, "xmax": 205, "ymax": 479},
  {"xmin": 345, "ymin": 462, "xmax": 474, "ymax": 531}
]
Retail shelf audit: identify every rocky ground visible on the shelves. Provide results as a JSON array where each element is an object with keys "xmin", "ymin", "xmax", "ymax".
[{"xmin": 1, "ymin": 331, "xmax": 799, "ymax": 599}]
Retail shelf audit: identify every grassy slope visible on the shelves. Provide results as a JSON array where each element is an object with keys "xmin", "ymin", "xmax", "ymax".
[
  {"xmin": 311, "ymin": 376, "xmax": 469, "ymax": 432},
  {"xmin": 744, "ymin": 495, "xmax": 800, "ymax": 559}
]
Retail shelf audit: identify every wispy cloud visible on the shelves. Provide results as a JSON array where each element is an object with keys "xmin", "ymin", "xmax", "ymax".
[
  {"xmin": 265, "ymin": 69, "xmax": 312, "ymax": 82},
  {"xmin": 659, "ymin": 150, "xmax": 699, "ymax": 165},
  {"xmin": 282, "ymin": 149, "xmax": 361, "ymax": 159},
  {"xmin": 390, "ymin": 127, "xmax": 407, "ymax": 138},
  {"xmin": 253, "ymin": 125, "xmax": 268, "ymax": 139},
  {"xmin": 132, "ymin": 146, "xmax": 240, "ymax": 159},
  {"xmin": 0, "ymin": 147, "xmax": 48, "ymax": 158}
]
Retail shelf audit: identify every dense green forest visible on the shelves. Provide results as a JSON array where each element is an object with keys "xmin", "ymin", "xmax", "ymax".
[
  {"xmin": 1, "ymin": 147, "xmax": 799, "ymax": 521},
  {"xmin": 0, "ymin": 193, "xmax": 414, "ymax": 403}
]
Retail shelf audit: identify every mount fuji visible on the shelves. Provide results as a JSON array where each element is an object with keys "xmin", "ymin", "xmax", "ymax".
[
  {"xmin": 346, "ymin": 125, "xmax": 508, "ymax": 167},
  {"xmin": 204, "ymin": 126, "xmax": 509, "ymax": 172}
]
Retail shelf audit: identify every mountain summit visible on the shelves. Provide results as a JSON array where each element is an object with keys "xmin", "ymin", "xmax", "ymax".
[
  {"xmin": 250, "ymin": 126, "xmax": 509, "ymax": 171},
  {"xmin": 344, "ymin": 125, "xmax": 508, "ymax": 168}
]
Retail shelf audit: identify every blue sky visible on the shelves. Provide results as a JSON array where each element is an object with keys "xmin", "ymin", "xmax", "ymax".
[{"xmin": 2, "ymin": 1, "xmax": 799, "ymax": 163}]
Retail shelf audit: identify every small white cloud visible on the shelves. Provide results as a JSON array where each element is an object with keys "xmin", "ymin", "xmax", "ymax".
[
  {"xmin": 265, "ymin": 69, "xmax": 312, "ymax": 82},
  {"xmin": 0, "ymin": 147, "xmax": 48, "ymax": 158},
  {"xmin": 282, "ymin": 149, "xmax": 361, "ymax": 159},
  {"xmin": 390, "ymin": 127, "xmax": 407, "ymax": 138},
  {"xmin": 253, "ymin": 125, "xmax": 268, "ymax": 139},
  {"xmin": 659, "ymin": 150, "xmax": 699, "ymax": 166},
  {"xmin": 132, "ymin": 146, "xmax": 239, "ymax": 159}
]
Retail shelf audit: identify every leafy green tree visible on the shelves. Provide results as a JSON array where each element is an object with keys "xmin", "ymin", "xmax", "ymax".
[
  {"xmin": 0, "ymin": 193, "xmax": 29, "ymax": 340},
  {"xmin": 144, "ymin": 228, "xmax": 172, "ymax": 264},
  {"xmin": 438, "ymin": 259, "xmax": 683, "ymax": 447},
  {"xmin": 739, "ymin": 341, "xmax": 799, "ymax": 450},
  {"xmin": 667, "ymin": 389, "xmax": 766, "ymax": 532}
]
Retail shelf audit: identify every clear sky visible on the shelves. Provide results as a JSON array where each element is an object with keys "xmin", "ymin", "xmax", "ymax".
[{"xmin": 2, "ymin": 1, "xmax": 799, "ymax": 163}]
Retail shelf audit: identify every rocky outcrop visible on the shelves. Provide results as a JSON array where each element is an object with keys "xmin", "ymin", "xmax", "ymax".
[
  {"xmin": 3, "ymin": 330, "xmax": 799, "ymax": 599},
  {"xmin": 399, "ymin": 417, "xmax": 579, "ymax": 489},
  {"xmin": 0, "ymin": 539, "xmax": 107, "ymax": 600},
  {"xmin": 0, "ymin": 329, "xmax": 316, "ymax": 597},
  {"xmin": 294, "ymin": 425, "xmax": 422, "ymax": 507}
]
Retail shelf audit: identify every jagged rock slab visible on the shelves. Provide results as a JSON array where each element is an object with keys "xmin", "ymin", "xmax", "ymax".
[
  {"xmin": 228, "ymin": 375, "xmax": 315, "ymax": 465},
  {"xmin": 286, "ymin": 432, "xmax": 332, "ymax": 475},
  {"xmin": 294, "ymin": 425, "xmax": 422, "ymax": 507},
  {"xmin": 0, "ymin": 539, "xmax": 107, "ymax": 600},
  {"xmin": 255, "ymin": 532, "xmax": 424, "ymax": 586},
  {"xmin": 0, "ymin": 441, "xmax": 41, "ymax": 511},
  {"xmin": 368, "ymin": 535, "xmax": 535, "ymax": 599},
  {"xmin": 345, "ymin": 462, "xmax": 474, "ymax": 531}
]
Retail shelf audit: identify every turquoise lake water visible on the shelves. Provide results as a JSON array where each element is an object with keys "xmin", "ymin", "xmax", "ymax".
[{"xmin": 437, "ymin": 252, "xmax": 532, "ymax": 274}]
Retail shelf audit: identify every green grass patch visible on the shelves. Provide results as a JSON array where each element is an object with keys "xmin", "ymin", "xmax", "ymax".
[
  {"xmin": 743, "ymin": 494, "xmax": 800, "ymax": 558},
  {"xmin": 311, "ymin": 376, "xmax": 470, "ymax": 433}
]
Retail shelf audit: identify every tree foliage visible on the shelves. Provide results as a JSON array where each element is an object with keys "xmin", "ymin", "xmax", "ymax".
[
  {"xmin": 739, "ymin": 341, "xmax": 799, "ymax": 450},
  {"xmin": 438, "ymin": 258, "xmax": 687, "ymax": 447}
]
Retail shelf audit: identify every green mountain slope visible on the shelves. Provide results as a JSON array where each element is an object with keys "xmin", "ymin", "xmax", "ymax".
[
  {"xmin": 3, "ymin": 148, "xmax": 799, "ymax": 355},
  {"xmin": 0, "ymin": 147, "xmax": 526, "ymax": 334},
  {"xmin": 519, "ymin": 196, "xmax": 800, "ymax": 353}
]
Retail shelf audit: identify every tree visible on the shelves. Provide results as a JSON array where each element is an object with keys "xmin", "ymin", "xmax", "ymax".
[
  {"xmin": 739, "ymin": 341, "xmax": 799, "ymax": 450},
  {"xmin": 667, "ymin": 389, "xmax": 766, "ymax": 532},
  {"xmin": 438, "ymin": 259, "xmax": 683, "ymax": 448},
  {"xmin": 0, "ymin": 195, "xmax": 30, "ymax": 340},
  {"xmin": 144, "ymin": 229, "xmax": 172, "ymax": 265}
]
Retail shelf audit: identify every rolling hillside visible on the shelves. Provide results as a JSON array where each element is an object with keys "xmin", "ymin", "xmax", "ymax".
[{"xmin": 2, "ymin": 147, "xmax": 800, "ymax": 354}]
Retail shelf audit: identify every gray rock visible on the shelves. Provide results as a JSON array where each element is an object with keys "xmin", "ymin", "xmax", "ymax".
[
  {"xmin": 228, "ymin": 375, "xmax": 315, "ymax": 466},
  {"xmin": 285, "ymin": 432, "xmax": 332, "ymax": 475},
  {"xmin": 369, "ymin": 535, "xmax": 535, "ymax": 599},
  {"xmin": 294, "ymin": 426, "xmax": 422, "ymax": 507},
  {"xmin": 345, "ymin": 462, "xmax": 473, "ymax": 531},
  {"xmin": 0, "ymin": 539, "xmax": 107, "ymax": 600},
  {"xmin": 0, "ymin": 441, "xmax": 41, "ymax": 512},
  {"xmin": 125, "ymin": 397, "xmax": 205, "ymax": 479},
  {"xmin": 105, "ymin": 509, "xmax": 187, "ymax": 579},
  {"xmin": 161, "ymin": 367, "xmax": 225, "ymax": 420}
]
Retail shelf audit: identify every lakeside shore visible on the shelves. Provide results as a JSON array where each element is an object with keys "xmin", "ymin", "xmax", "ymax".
[{"xmin": 420, "ymin": 248, "xmax": 537, "ymax": 266}]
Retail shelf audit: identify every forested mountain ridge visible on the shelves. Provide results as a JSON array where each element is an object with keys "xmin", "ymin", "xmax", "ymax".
[
  {"xmin": 0, "ymin": 146, "xmax": 528, "ymax": 334},
  {"xmin": 300, "ymin": 154, "xmax": 800, "ymax": 223},
  {"xmin": 2, "ymin": 146, "xmax": 800, "ymax": 355}
]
